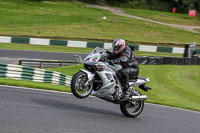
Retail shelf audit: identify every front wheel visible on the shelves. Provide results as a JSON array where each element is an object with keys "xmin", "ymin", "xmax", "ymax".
[
  {"xmin": 71, "ymin": 71, "xmax": 93, "ymax": 98},
  {"xmin": 120, "ymin": 92, "xmax": 144, "ymax": 117}
]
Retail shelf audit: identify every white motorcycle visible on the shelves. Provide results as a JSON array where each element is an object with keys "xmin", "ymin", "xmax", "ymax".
[{"xmin": 71, "ymin": 47, "xmax": 150, "ymax": 117}]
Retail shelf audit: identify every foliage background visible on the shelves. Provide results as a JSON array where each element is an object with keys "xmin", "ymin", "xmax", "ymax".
[{"xmin": 107, "ymin": 0, "xmax": 200, "ymax": 13}]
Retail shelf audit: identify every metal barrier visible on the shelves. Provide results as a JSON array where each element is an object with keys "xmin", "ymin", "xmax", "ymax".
[
  {"xmin": 19, "ymin": 57, "xmax": 200, "ymax": 67},
  {"xmin": 19, "ymin": 60, "xmax": 77, "ymax": 68},
  {"xmin": 0, "ymin": 62, "xmax": 72, "ymax": 86},
  {"xmin": 136, "ymin": 56, "xmax": 200, "ymax": 65}
]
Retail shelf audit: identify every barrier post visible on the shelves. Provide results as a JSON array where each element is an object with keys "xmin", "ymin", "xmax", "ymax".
[
  {"xmin": 172, "ymin": 8, "xmax": 176, "ymax": 13},
  {"xmin": 183, "ymin": 44, "xmax": 189, "ymax": 57},
  {"xmin": 75, "ymin": 55, "xmax": 83, "ymax": 64},
  {"xmin": 188, "ymin": 10, "xmax": 196, "ymax": 17}
]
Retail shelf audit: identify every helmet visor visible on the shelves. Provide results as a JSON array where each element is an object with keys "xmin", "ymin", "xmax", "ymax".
[{"xmin": 113, "ymin": 45, "xmax": 121, "ymax": 51}]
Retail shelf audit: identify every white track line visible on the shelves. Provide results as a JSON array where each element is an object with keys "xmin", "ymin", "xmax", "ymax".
[{"xmin": 0, "ymin": 84, "xmax": 199, "ymax": 114}]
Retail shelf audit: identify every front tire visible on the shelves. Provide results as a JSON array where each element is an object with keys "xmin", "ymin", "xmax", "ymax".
[
  {"xmin": 71, "ymin": 71, "xmax": 93, "ymax": 98},
  {"xmin": 120, "ymin": 91, "xmax": 144, "ymax": 117}
]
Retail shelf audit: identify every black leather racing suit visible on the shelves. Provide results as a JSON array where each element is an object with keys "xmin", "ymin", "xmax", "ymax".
[{"xmin": 107, "ymin": 46, "xmax": 139, "ymax": 91}]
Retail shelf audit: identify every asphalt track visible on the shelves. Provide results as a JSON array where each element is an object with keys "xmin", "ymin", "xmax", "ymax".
[
  {"xmin": 0, "ymin": 85, "xmax": 200, "ymax": 133},
  {"xmin": 0, "ymin": 49, "xmax": 87, "ymax": 63}
]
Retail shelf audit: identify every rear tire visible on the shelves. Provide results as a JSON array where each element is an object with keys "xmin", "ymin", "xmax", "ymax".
[
  {"xmin": 71, "ymin": 71, "xmax": 93, "ymax": 98},
  {"xmin": 120, "ymin": 91, "xmax": 144, "ymax": 117}
]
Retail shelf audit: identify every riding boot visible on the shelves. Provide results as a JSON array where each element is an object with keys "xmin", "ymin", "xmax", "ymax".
[{"xmin": 121, "ymin": 83, "xmax": 130, "ymax": 99}]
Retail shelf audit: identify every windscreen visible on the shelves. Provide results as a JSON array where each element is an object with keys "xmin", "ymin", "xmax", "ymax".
[{"xmin": 84, "ymin": 47, "xmax": 104, "ymax": 63}]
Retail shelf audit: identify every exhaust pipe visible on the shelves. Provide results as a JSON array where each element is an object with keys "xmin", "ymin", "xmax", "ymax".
[{"xmin": 130, "ymin": 95, "xmax": 148, "ymax": 101}]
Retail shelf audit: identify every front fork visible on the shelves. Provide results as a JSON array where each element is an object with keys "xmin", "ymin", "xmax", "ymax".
[{"xmin": 80, "ymin": 69, "xmax": 95, "ymax": 87}]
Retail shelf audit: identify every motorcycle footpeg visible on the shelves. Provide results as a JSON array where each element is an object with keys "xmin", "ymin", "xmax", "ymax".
[
  {"xmin": 139, "ymin": 85, "xmax": 152, "ymax": 91},
  {"xmin": 119, "ymin": 92, "xmax": 131, "ymax": 101}
]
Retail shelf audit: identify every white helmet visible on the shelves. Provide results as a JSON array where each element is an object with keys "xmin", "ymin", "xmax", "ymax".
[{"xmin": 112, "ymin": 39, "xmax": 126, "ymax": 54}]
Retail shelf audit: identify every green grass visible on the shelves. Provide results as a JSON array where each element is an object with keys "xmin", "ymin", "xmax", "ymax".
[
  {"xmin": 1, "ymin": 64, "xmax": 200, "ymax": 111},
  {"xmin": 0, "ymin": 77, "xmax": 70, "ymax": 92},
  {"xmin": 124, "ymin": 8, "xmax": 200, "ymax": 26},
  {"xmin": 0, "ymin": 42, "xmax": 183, "ymax": 57},
  {"xmin": 194, "ymin": 28, "xmax": 200, "ymax": 32},
  {"xmin": 0, "ymin": 43, "xmax": 94, "ymax": 53},
  {"xmin": 139, "ymin": 65, "xmax": 200, "ymax": 111},
  {"xmin": 0, "ymin": 0, "xmax": 200, "ymax": 45}
]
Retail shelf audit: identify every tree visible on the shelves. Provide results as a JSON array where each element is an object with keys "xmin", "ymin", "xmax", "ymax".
[
  {"xmin": 172, "ymin": 0, "xmax": 200, "ymax": 12},
  {"xmin": 106, "ymin": 0, "xmax": 200, "ymax": 12}
]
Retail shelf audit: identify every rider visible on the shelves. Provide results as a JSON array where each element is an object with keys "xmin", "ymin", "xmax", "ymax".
[{"xmin": 106, "ymin": 39, "xmax": 150, "ymax": 96}]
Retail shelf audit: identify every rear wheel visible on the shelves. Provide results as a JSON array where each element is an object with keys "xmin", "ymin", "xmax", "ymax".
[
  {"xmin": 120, "ymin": 91, "xmax": 144, "ymax": 117},
  {"xmin": 71, "ymin": 71, "xmax": 93, "ymax": 98}
]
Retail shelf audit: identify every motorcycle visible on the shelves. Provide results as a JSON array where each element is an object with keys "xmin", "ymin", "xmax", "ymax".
[{"xmin": 70, "ymin": 47, "xmax": 150, "ymax": 117}]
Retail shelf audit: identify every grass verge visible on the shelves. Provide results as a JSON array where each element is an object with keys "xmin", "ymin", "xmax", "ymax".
[
  {"xmin": 0, "ymin": 43, "xmax": 94, "ymax": 53},
  {"xmin": 194, "ymin": 28, "xmax": 200, "ymax": 32},
  {"xmin": 0, "ymin": 42, "xmax": 183, "ymax": 57},
  {"xmin": 0, "ymin": 77, "xmax": 71, "ymax": 92},
  {"xmin": 1, "ymin": 64, "xmax": 199, "ymax": 112}
]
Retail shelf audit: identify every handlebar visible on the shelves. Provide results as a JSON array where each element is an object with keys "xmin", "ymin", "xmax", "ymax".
[{"xmin": 100, "ymin": 54, "xmax": 115, "ymax": 66}]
